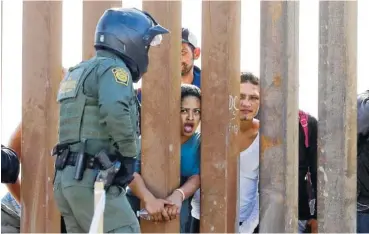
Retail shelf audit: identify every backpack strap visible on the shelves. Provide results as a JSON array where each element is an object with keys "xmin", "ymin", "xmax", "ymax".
[
  {"xmin": 299, "ymin": 110, "xmax": 309, "ymax": 148},
  {"xmin": 299, "ymin": 110, "xmax": 316, "ymax": 216}
]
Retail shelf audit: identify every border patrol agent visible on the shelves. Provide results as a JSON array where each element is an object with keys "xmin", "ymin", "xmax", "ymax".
[{"xmin": 52, "ymin": 8, "xmax": 169, "ymax": 233}]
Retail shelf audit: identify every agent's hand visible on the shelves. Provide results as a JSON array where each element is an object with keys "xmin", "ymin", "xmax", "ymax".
[
  {"xmin": 165, "ymin": 190, "xmax": 183, "ymax": 220},
  {"xmin": 144, "ymin": 197, "xmax": 172, "ymax": 222}
]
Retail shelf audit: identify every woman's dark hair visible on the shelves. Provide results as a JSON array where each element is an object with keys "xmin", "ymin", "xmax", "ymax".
[{"xmin": 181, "ymin": 84, "xmax": 201, "ymax": 101}]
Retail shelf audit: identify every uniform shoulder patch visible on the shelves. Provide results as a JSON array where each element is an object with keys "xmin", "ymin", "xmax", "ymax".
[{"xmin": 112, "ymin": 67, "xmax": 129, "ymax": 86}]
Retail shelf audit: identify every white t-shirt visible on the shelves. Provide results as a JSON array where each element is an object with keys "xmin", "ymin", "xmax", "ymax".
[{"xmin": 191, "ymin": 133, "xmax": 259, "ymax": 233}]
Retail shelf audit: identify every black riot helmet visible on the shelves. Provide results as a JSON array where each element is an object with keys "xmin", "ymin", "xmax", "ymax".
[{"xmin": 94, "ymin": 8, "xmax": 169, "ymax": 81}]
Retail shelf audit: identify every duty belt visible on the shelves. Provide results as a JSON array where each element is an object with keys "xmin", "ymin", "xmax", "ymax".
[{"xmin": 66, "ymin": 152, "xmax": 100, "ymax": 169}]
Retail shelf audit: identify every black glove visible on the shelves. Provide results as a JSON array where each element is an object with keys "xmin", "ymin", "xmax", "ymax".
[{"xmin": 114, "ymin": 155, "xmax": 137, "ymax": 187}]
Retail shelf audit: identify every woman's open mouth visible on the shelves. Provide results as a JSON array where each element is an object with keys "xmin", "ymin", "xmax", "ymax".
[{"xmin": 184, "ymin": 123, "xmax": 194, "ymax": 133}]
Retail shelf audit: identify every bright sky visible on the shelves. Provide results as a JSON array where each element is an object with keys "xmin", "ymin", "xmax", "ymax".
[{"xmin": 1, "ymin": 0, "xmax": 369, "ymax": 147}]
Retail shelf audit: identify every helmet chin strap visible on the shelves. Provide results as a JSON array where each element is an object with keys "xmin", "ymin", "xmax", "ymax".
[{"xmin": 121, "ymin": 56, "xmax": 140, "ymax": 82}]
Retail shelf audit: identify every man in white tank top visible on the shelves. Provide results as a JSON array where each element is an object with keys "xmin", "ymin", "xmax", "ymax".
[{"xmin": 190, "ymin": 72, "xmax": 260, "ymax": 233}]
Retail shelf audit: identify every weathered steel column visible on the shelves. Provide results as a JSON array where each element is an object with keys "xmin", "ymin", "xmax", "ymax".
[
  {"xmin": 200, "ymin": 1, "xmax": 241, "ymax": 233},
  {"xmin": 317, "ymin": 1, "xmax": 357, "ymax": 232},
  {"xmin": 22, "ymin": 1, "xmax": 62, "ymax": 232},
  {"xmin": 141, "ymin": 1, "xmax": 182, "ymax": 233},
  {"xmin": 82, "ymin": 0, "xmax": 121, "ymax": 60},
  {"xmin": 259, "ymin": 1, "xmax": 299, "ymax": 233}
]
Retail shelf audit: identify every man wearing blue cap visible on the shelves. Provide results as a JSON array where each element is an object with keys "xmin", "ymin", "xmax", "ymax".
[{"xmin": 136, "ymin": 27, "xmax": 201, "ymax": 102}]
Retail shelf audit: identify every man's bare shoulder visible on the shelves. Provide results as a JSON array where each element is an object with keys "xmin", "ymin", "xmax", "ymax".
[{"xmin": 252, "ymin": 118, "xmax": 260, "ymax": 132}]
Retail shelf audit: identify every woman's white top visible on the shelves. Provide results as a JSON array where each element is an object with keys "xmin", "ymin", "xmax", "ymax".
[{"xmin": 191, "ymin": 133, "xmax": 259, "ymax": 233}]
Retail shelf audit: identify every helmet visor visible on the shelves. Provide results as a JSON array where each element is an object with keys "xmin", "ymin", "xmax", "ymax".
[{"xmin": 150, "ymin": 34, "xmax": 163, "ymax": 47}]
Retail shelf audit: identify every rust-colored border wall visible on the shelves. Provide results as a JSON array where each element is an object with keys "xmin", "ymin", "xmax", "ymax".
[
  {"xmin": 317, "ymin": 1, "xmax": 357, "ymax": 232},
  {"xmin": 141, "ymin": 1, "xmax": 182, "ymax": 233},
  {"xmin": 18, "ymin": 1, "xmax": 359, "ymax": 232},
  {"xmin": 259, "ymin": 1, "xmax": 299, "ymax": 232},
  {"xmin": 200, "ymin": 1, "xmax": 241, "ymax": 233},
  {"xmin": 21, "ymin": 2, "xmax": 62, "ymax": 233}
]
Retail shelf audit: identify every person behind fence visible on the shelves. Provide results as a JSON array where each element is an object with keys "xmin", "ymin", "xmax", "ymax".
[
  {"xmin": 1, "ymin": 145, "xmax": 20, "ymax": 185},
  {"xmin": 1, "ymin": 143, "xmax": 21, "ymax": 233},
  {"xmin": 136, "ymin": 27, "xmax": 201, "ymax": 102},
  {"xmin": 52, "ymin": 7, "xmax": 169, "ymax": 233},
  {"xmin": 2, "ymin": 124, "xmax": 22, "ymax": 205},
  {"xmin": 295, "ymin": 110, "xmax": 318, "ymax": 233},
  {"xmin": 190, "ymin": 72, "xmax": 260, "ymax": 233},
  {"xmin": 260, "ymin": 109, "xmax": 318, "ymax": 233},
  {"xmin": 1, "ymin": 124, "xmax": 68, "ymax": 233},
  {"xmin": 127, "ymin": 84, "xmax": 201, "ymax": 233},
  {"xmin": 356, "ymin": 90, "xmax": 369, "ymax": 233}
]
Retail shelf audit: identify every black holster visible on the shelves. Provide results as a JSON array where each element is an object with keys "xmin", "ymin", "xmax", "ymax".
[
  {"xmin": 95, "ymin": 150, "xmax": 121, "ymax": 190},
  {"xmin": 74, "ymin": 139, "xmax": 87, "ymax": 180},
  {"xmin": 52, "ymin": 144, "xmax": 70, "ymax": 171}
]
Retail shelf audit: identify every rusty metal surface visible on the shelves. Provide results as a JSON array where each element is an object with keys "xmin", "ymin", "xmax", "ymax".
[
  {"xmin": 259, "ymin": 1, "xmax": 299, "ymax": 233},
  {"xmin": 82, "ymin": 0, "xmax": 121, "ymax": 60},
  {"xmin": 200, "ymin": 1, "xmax": 241, "ymax": 233},
  {"xmin": 140, "ymin": 1, "xmax": 181, "ymax": 233},
  {"xmin": 317, "ymin": 1, "xmax": 357, "ymax": 233},
  {"xmin": 21, "ymin": 2, "xmax": 62, "ymax": 232}
]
